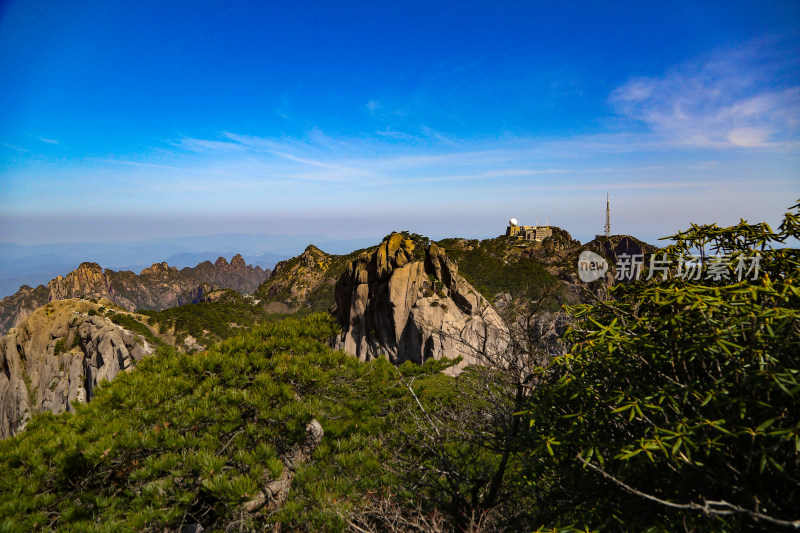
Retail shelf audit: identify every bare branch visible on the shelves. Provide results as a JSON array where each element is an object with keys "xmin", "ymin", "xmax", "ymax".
[{"xmin": 577, "ymin": 453, "xmax": 800, "ymax": 529}]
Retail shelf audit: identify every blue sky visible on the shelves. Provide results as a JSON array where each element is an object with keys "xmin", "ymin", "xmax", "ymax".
[{"xmin": 1, "ymin": 0, "xmax": 798, "ymax": 246}]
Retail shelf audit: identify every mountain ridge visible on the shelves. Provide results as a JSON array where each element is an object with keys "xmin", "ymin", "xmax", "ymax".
[{"xmin": 0, "ymin": 254, "xmax": 269, "ymax": 335}]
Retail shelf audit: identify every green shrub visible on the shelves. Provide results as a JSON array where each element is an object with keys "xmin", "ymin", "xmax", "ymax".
[
  {"xmin": 109, "ymin": 313, "xmax": 162, "ymax": 347},
  {"xmin": 53, "ymin": 338, "xmax": 67, "ymax": 355},
  {"xmin": 139, "ymin": 301, "xmax": 286, "ymax": 347},
  {"xmin": 522, "ymin": 202, "xmax": 800, "ymax": 530}
]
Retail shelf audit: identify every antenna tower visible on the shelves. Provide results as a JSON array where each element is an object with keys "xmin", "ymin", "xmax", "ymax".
[{"xmin": 604, "ymin": 192, "xmax": 611, "ymax": 237}]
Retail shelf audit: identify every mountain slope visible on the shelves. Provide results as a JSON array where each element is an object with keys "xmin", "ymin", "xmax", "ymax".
[
  {"xmin": 254, "ymin": 245, "xmax": 373, "ymax": 313},
  {"xmin": 0, "ymin": 314, "xmax": 456, "ymax": 531},
  {"xmin": 255, "ymin": 231, "xmax": 583, "ymax": 315}
]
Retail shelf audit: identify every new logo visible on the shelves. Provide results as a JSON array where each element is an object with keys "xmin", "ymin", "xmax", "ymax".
[{"xmin": 578, "ymin": 250, "xmax": 608, "ymax": 282}]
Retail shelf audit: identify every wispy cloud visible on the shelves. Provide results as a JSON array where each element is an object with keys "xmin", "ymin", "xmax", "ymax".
[
  {"xmin": 2, "ymin": 143, "xmax": 29, "ymax": 153},
  {"xmin": 91, "ymin": 158, "xmax": 182, "ymax": 170},
  {"xmin": 37, "ymin": 137, "xmax": 59, "ymax": 144},
  {"xmin": 610, "ymin": 38, "xmax": 800, "ymax": 148},
  {"xmin": 469, "ymin": 180, "xmax": 784, "ymax": 195},
  {"xmin": 420, "ymin": 125, "xmax": 459, "ymax": 146},
  {"xmin": 83, "ymin": 39, "xmax": 796, "ymax": 212},
  {"xmin": 397, "ymin": 168, "xmax": 571, "ymax": 185},
  {"xmin": 174, "ymin": 137, "xmax": 244, "ymax": 152},
  {"xmin": 375, "ymin": 128, "xmax": 423, "ymax": 142}
]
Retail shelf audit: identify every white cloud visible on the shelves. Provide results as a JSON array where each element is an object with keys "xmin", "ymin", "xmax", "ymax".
[
  {"xmin": 37, "ymin": 137, "xmax": 59, "ymax": 144},
  {"xmin": 609, "ymin": 39, "xmax": 800, "ymax": 149},
  {"xmin": 93, "ymin": 158, "xmax": 182, "ymax": 170},
  {"xmin": 375, "ymin": 128, "xmax": 422, "ymax": 142},
  {"xmin": 726, "ymin": 127, "xmax": 774, "ymax": 148},
  {"xmin": 420, "ymin": 125, "xmax": 459, "ymax": 146}
]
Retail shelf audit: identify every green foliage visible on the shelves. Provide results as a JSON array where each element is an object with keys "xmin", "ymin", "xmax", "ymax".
[
  {"xmin": 437, "ymin": 237, "xmax": 562, "ymax": 306},
  {"xmin": 139, "ymin": 301, "xmax": 285, "ymax": 347},
  {"xmin": 303, "ymin": 279, "xmax": 338, "ymax": 313},
  {"xmin": 522, "ymin": 201, "xmax": 800, "ymax": 530},
  {"xmin": 53, "ymin": 338, "xmax": 68, "ymax": 355},
  {"xmin": 0, "ymin": 314, "xmax": 451, "ymax": 531},
  {"xmin": 383, "ymin": 363, "xmax": 538, "ymax": 530},
  {"xmin": 109, "ymin": 313, "xmax": 163, "ymax": 347}
]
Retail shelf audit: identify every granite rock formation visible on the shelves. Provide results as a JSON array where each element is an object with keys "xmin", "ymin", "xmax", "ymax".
[
  {"xmin": 0, "ymin": 255, "xmax": 269, "ymax": 335},
  {"xmin": 0, "ymin": 299, "xmax": 155, "ymax": 439},
  {"xmin": 332, "ymin": 233, "xmax": 508, "ymax": 373}
]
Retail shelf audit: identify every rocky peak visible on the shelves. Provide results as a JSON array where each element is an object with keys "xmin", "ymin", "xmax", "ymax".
[
  {"xmin": 215, "ymin": 256, "xmax": 229, "ymax": 268},
  {"xmin": 255, "ymin": 245, "xmax": 337, "ymax": 312},
  {"xmin": 140, "ymin": 262, "xmax": 178, "ymax": 276},
  {"xmin": 585, "ymin": 235, "xmax": 657, "ymax": 281},
  {"xmin": 1, "ymin": 255, "xmax": 269, "ymax": 336},
  {"xmin": 299, "ymin": 245, "xmax": 330, "ymax": 267},
  {"xmin": 333, "ymin": 233, "xmax": 507, "ymax": 373},
  {"xmin": 74, "ymin": 262, "xmax": 104, "ymax": 276},
  {"xmin": 0, "ymin": 299, "xmax": 156, "ymax": 439},
  {"xmin": 47, "ymin": 262, "xmax": 109, "ymax": 302}
]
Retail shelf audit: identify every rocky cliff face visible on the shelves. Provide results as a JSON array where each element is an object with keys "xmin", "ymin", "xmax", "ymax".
[
  {"xmin": 332, "ymin": 233, "xmax": 508, "ymax": 373},
  {"xmin": 0, "ymin": 284, "xmax": 49, "ymax": 339},
  {"xmin": 257, "ymin": 246, "xmax": 333, "ymax": 309},
  {"xmin": 0, "ymin": 299, "xmax": 155, "ymax": 439},
  {"xmin": 183, "ymin": 254, "xmax": 268, "ymax": 294},
  {"xmin": 0, "ymin": 255, "xmax": 269, "ymax": 335}
]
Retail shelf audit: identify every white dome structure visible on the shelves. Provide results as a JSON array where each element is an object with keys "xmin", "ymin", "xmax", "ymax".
[{"xmin": 509, "ymin": 218, "xmax": 518, "ymax": 226}]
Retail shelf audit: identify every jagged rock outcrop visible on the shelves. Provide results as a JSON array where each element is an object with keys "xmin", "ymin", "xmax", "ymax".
[
  {"xmin": 0, "ymin": 284, "xmax": 49, "ymax": 338},
  {"xmin": 0, "ymin": 255, "xmax": 269, "ymax": 335},
  {"xmin": 332, "ymin": 233, "xmax": 508, "ymax": 373},
  {"xmin": 186, "ymin": 254, "xmax": 268, "ymax": 294},
  {"xmin": 0, "ymin": 299, "xmax": 155, "ymax": 439}
]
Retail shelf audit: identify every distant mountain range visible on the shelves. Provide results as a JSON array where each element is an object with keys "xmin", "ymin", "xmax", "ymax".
[
  {"xmin": 0, "ymin": 254, "xmax": 269, "ymax": 335},
  {"xmin": 0, "ymin": 233, "xmax": 380, "ymax": 299}
]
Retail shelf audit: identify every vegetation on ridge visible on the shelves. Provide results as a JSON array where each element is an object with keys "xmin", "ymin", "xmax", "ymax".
[{"xmin": 139, "ymin": 298, "xmax": 286, "ymax": 349}]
